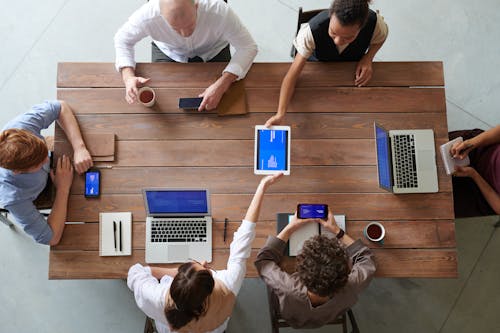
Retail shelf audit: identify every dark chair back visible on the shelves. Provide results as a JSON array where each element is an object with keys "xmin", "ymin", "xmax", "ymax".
[{"xmin": 290, "ymin": 7, "xmax": 326, "ymax": 58}]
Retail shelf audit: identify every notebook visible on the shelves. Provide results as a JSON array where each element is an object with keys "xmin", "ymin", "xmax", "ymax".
[
  {"xmin": 439, "ymin": 137, "xmax": 470, "ymax": 175},
  {"xmin": 277, "ymin": 213, "xmax": 346, "ymax": 256},
  {"xmin": 143, "ymin": 188, "xmax": 212, "ymax": 263},
  {"xmin": 99, "ymin": 212, "xmax": 132, "ymax": 256},
  {"xmin": 374, "ymin": 123, "xmax": 439, "ymax": 194}
]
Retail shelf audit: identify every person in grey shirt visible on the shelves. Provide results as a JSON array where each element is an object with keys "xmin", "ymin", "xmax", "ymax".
[{"xmin": 255, "ymin": 212, "xmax": 376, "ymax": 329}]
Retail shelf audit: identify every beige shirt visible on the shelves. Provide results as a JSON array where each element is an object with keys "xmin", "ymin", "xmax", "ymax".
[{"xmin": 293, "ymin": 12, "xmax": 388, "ymax": 59}]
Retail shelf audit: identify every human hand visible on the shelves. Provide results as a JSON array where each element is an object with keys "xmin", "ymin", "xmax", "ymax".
[
  {"xmin": 287, "ymin": 213, "xmax": 317, "ymax": 233},
  {"xmin": 355, "ymin": 55, "xmax": 373, "ymax": 87},
  {"xmin": 73, "ymin": 147, "xmax": 93, "ymax": 174},
  {"xmin": 453, "ymin": 166, "xmax": 477, "ymax": 178},
  {"xmin": 198, "ymin": 80, "xmax": 227, "ymax": 112},
  {"xmin": 264, "ymin": 114, "xmax": 284, "ymax": 128},
  {"xmin": 50, "ymin": 155, "xmax": 74, "ymax": 192},
  {"xmin": 124, "ymin": 76, "xmax": 151, "ymax": 104},
  {"xmin": 259, "ymin": 173, "xmax": 284, "ymax": 191},
  {"xmin": 450, "ymin": 139, "xmax": 475, "ymax": 160},
  {"xmin": 317, "ymin": 212, "xmax": 340, "ymax": 234}
]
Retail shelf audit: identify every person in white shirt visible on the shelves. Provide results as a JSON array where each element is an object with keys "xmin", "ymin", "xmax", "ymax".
[
  {"xmin": 114, "ymin": 0, "xmax": 258, "ymax": 112},
  {"xmin": 127, "ymin": 173, "xmax": 283, "ymax": 333}
]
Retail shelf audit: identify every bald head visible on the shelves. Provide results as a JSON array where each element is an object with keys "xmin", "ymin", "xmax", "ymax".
[{"xmin": 160, "ymin": 0, "xmax": 198, "ymax": 37}]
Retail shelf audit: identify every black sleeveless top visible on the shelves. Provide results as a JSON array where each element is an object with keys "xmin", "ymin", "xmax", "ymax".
[{"xmin": 309, "ymin": 9, "xmax": 377, "ymax": 61}]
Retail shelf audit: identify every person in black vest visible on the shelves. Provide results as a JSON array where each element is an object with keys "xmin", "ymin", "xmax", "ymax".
[{"xmin": 265, "ymin": 0, "xmax": 388, "ymax": 127}]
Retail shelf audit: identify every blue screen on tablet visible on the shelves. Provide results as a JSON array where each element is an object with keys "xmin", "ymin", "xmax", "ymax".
[{"xmin": 257, "ymin": 129, "xmax": 288, "ymax": 171}]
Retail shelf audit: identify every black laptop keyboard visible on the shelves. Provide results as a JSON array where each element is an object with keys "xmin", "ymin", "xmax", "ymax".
[
  {"xmin": 393, "ymin": 134, "xmax": 419, "ymax": 188},
  {"xmin": 151, "ymin": 219, "xmax": 208, "ymax": 243}
]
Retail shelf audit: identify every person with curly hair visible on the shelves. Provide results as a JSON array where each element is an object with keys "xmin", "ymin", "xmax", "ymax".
[
  {"xmin": 255, "ymin": 212, "xmax": 376, "ymax": 328},
  {"xmin": 127, "ymin": 173, "xmax": 283, "ymax": 333},
  {"xmin": 265, "ymin": 0, "xmax": 388, "ymax": 127}
]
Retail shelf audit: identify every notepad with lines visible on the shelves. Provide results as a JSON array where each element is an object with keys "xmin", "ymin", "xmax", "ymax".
[{"xmin": 99, "ymin": 212, "xmax": 132, "ymax": 256}]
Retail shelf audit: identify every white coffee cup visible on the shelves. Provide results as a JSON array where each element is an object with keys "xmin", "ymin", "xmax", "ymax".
[{"xmin": 363, "ymin": 222, "xmax": 385, "ymax": 243}]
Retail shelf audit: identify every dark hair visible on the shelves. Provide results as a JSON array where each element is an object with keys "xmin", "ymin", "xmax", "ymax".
[
  {"xmin": 329, "ymin": 0, "xmax": 371, "ymax": 27},
  {"xmin": 296, "ymin": 235, "xmax": 349, "ymax": 297},
  {"xmin": 0, "ymin": 128, "xmax": 48, "ymax": 171},
  {"xmin": 165, "ymin": 262, "xmax": 215, "ymax": 330}
]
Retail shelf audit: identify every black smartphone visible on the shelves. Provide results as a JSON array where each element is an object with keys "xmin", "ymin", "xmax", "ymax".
[
  {"xmin": 297, "ymin": 204, "xmax": 328, "ymax": 219},
  {"xmin": 178, "ymin": 97, "xmax": 203, "ymax": 109},
  {"xmin": 84, "ymin": 169, "xmax": 101, "ymax": 198}
]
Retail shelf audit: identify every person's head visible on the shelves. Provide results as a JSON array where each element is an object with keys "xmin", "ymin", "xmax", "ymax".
[
  {"xmin": 165, "ymin": 260, "xmax": 215, "ymax": 330},
  {"xmin": 328, "ymin": 0, "xmax": 371, "ymax": 46},
  {"xmin": 160, "ymin": 0, "xmax": 198, "ymax": 37},
  {"xmin": 0, "ymin": 128, "xmax": 48, "ymax": 173},
  {"xmin": 296, "ymin": 235, "xmax": 349, "ymax": 297}
]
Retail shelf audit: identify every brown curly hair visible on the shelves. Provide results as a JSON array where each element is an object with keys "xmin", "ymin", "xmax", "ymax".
[
  {"xmin": 296, "ymin": 235, "xmax": 349, "ymax": 297},
  {"xmin": 0, "ymin": 128, "xmax": 48, "ymax": 171},
  {"xmin": 329, "ymin": 0, "xmax": 371, "ymax": 27}
]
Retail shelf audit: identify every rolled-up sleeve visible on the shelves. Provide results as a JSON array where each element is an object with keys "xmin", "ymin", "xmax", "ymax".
[
  {"xmin": 114, "ymin": 6, "xmax": 150, "ymax": 71},
  {"xmin": 213, "ymin": 220, "xmax": 255, "ymax": 295},
  {"xmin": 221, "ymin": 7, "xmax": 258, "ymax": 79},
  {"xmin": 346, "ymin": 240, "xmax": 376, "ymax": 293},
  {"xmin": 6, "ymin": 201, "xmax": 53, "ymax": 245},
  {"xmin": 127, "ymin": 264, "xmax": 169, "ymax": 322}
]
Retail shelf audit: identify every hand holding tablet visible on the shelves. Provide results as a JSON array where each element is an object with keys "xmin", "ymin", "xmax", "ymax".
[{"xmin": 254, "ymin": 125, "xmax": 291, "ymax": 175}]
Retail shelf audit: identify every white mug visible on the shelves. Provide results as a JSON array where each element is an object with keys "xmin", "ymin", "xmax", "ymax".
[{"xmin": 363, "ymin": 222, "xmax": 385, "ymax": 243}]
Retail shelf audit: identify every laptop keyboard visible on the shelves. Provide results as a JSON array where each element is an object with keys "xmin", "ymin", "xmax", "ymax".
[
  {"xmin": 151, "ymin": 219, "xmax": 208, "ymax": 243},
  {"xmin": 393, "ymin": 134, "xmax": 419, "ymax": 188}
]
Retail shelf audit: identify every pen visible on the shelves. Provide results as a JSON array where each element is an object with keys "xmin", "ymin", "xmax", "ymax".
[
  {"xmin": 119, "ymin": 220, "xmax": 123, "ymax": 252},
  {"xmin": 113, "ymin": 221, "xmax": 117, "ymax": 251},
  {"xmin": 223, "ymin": 218, "xmax": 228, "ymax": 243}
]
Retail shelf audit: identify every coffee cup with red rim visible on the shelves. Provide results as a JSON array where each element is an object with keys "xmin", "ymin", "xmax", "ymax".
[
  {"xmin": 138, "ymin": 86, "xmax": 156, "ymax": 107},
  {"xmin": 363, "ymin": 222, "xmax": 385, "ymax": 244}
]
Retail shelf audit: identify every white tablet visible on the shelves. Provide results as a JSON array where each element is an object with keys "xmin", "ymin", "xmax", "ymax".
[{"xmin": 254, "ymin": 125, "xmax": 291, "ymax": 175}]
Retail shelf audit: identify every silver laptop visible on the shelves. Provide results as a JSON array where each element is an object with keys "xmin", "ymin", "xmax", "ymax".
[
  {"xmin": 143, "ymin": 188, "xmax": 212, "ymax": 263},
  {"xmin": 374, "ymin": 123, "xmax": 439, "ymax": 194}
]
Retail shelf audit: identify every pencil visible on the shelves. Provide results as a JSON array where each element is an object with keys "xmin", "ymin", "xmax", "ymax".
[
  {"xmin": 119, "ymin": 221, "xmax": 123, "ymax": 252},
  {"xmin": 223, "ymin": 218, "xmax": 228, "ymax": 243},
  {"xmin": 113, "ymin": 221, "xmax": 117, "ymax": 250}
]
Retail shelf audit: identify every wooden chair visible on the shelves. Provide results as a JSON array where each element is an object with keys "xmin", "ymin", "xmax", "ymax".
[
  {"xmin": 266, "ymin": 286, "xmax": 360, "ymax": 333},
  {"xmin": 290, "ymin": 7, "xmax": 326, "ymax": 58}
]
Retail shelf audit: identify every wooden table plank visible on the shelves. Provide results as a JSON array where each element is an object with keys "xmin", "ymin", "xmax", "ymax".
[
  {"xmin": 49, "ymin": 248, "xmax": 457, "ymax": 279},
  {"xmin": 54, "ymin": 112, "xmax": 449, "ymax": 141},
  {"xmin": 53, "ymin": 220, "xmax": 456, "ymax": 251},
  {"xmin": 67, "ymin": 165, "xmax": 452, "ymax": 195},
  {"xmin": 57, "ymin": 62, "xmax": 444, "ymax": 88},
  {"xmin": 57, "ymin": 87, "xmax": 446, "ymax": 114},
  {"xmin": 64, "ymin": 193, "xmax": 454, "ymax": 222}
]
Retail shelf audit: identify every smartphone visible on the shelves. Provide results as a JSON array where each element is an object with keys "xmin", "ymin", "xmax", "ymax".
[
  {"xmin": 84, "ymin": 169, "xmax": 101, "ymax": 198},
  {"xmin": 297, "ymin": 204, "xmax": 328, "ymax": 219},
  {"xmin": 178, "ymin": 97, "xmax": 203, "ymax": 109}
]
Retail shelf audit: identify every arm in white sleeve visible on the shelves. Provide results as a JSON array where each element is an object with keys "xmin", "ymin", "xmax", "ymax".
[
  {"xmin": 114, "ymin": 7, "xmax": 151, "ymax": 71},
  {"xmin": 221, "ymin": 7, "xmax": 258, "ymax": 79},
  {"xmin": 127, "ymin": 264, "xmax": 169, "ymax": 322},
  {"xmin": 213, "ymin": 220, "xmax": 255, "ymax": 295}
]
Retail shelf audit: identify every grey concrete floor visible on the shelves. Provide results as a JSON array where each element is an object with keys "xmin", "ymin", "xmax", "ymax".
[{"xmin": 1, "ymin": 0, "xmax": 499, "ymax": 332}]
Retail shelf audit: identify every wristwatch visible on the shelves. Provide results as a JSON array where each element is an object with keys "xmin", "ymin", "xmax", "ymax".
[{"xmin": 336, "ymin": 229, "xmax": 345, "ymax": 239}]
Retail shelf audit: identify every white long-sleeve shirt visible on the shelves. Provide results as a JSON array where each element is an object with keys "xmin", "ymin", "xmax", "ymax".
[
  {"xmin": 127, "ymin": 220, "xmax": 256, "ymax": 333},
  {"xmin": 114, "ymin": 0, "xmax": 258, "ymax": 79}
]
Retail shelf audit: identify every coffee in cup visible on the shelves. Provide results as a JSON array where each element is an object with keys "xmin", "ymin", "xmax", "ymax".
[
  {"xmin": 138, "ymin": 86, "xmax": 156, "ymax": 107},
  {"xmin": 363, "ymin": 222, "xmax": 385, "ymax": 243}
]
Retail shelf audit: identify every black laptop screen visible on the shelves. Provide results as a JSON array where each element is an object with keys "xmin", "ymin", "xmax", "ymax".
[
  {"xmin": 375, "ymin": 125, "xmax": 393, "ymax": 190},
  {"xmin": 145, "ymin": 190, "xmax": 208, "ymax": 215}
]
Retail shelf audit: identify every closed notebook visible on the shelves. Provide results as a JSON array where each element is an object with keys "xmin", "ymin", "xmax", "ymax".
[
  {"xmin": 216, "ymin": 80, "xmax": 248, "ymax": 116},
  {"xmin": 99, "ymin": 212, "xmax": 132, "ymax": 256},
  {"xmin": 276, "ymin": 213, "xmax": 346, "ymax": 256},
  {"xmin": 439, "ymin": 136, "xmax": 470, "ymax": 175},
  {"xmin": 83, "ymin": 133, "xmax": 116, "ymax": 161}
]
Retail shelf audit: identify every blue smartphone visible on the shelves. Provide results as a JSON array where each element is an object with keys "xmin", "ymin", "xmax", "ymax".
[
  {"xmin": 178, "ymin": 97, "xmax": 203, "ymax": 109},
  {"xmin": 297, "ymin": 204, "xmax": 328, "ymax": 219},
  {"xmin": 84, "ymin": 170, "xmax": 100, "ymax": 198}
]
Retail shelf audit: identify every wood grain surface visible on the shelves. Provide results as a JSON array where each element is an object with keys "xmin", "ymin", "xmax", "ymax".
[{"xmin": 51, "ymin": 62, "xmax": 455, "ymax": 279}]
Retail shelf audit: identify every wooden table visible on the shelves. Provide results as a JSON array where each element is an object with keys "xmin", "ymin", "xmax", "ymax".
[{"xmin": 50, "ymin": 62, "xmax": 457, "ymax": 279}]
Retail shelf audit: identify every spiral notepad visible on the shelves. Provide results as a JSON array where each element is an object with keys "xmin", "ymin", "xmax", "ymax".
[{"xmin": 99, "ymin": 212, "xmax": 132, "ymax": 256}]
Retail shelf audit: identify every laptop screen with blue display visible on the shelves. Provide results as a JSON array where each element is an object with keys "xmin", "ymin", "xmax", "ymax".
[
  {"xmin": 145, "ymin": 190, "xmax": 209, "ymax": 216},
  {"xmin": 256, "ymin": 129, "xmax": 288, "ymax": 171},
  {"xmin": 375, "ymin": 125, "xmax": 393, "ymax": 191}
]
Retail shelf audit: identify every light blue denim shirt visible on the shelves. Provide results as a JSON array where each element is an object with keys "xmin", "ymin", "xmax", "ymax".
[{"xmin": 0, "ymin": 101, "xmax": 61, "ymax": 244}]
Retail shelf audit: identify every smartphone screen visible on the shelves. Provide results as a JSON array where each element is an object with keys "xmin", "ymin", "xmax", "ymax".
[
  {"xmin": 85, "ymin": 170, "xmax": 100, "ymax": 197},
  {"xmin": 297, "ymin": 204, "xmax": 328, "ymax": 219},
  {"xmin": 179, "ymin": 97, "xmax": 203, "ymax": 109}
]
